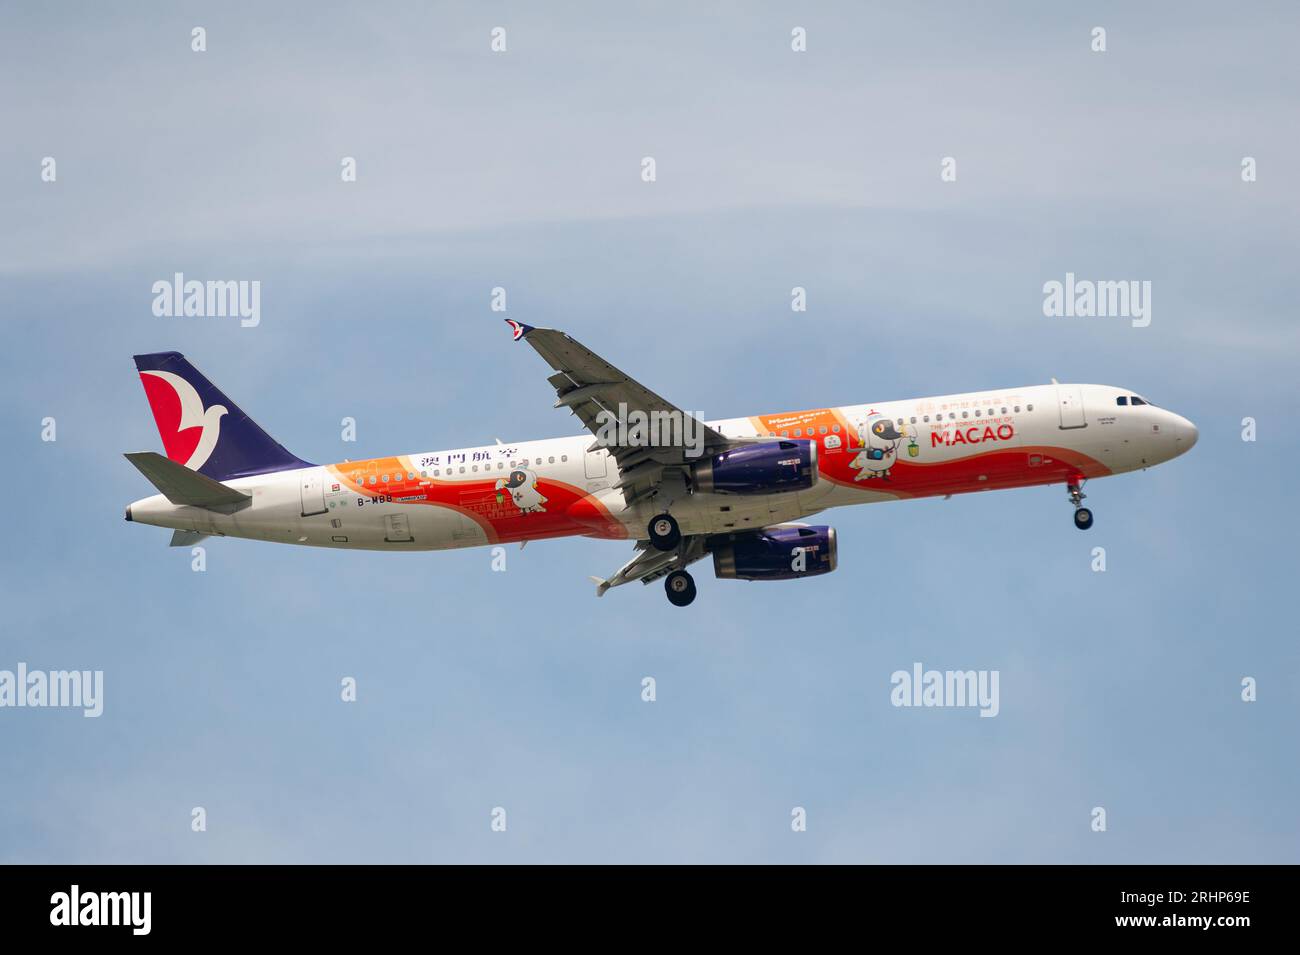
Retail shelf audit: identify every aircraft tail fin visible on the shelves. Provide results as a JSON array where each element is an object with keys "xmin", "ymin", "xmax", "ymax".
[{"xmin": 132, "ymin": 352, "xmax": 311, "ymax": 481}]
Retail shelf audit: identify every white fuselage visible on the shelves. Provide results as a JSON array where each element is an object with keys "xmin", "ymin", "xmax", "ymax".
[{"xmin": 126, "ymin": 383, "xmax": 1197, "ymax": 550}]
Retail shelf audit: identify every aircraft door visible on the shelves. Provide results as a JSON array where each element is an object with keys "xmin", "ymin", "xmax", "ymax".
[
  {"xmin": 585, "ymin": 447, "xmax": 611, "ymax": 491},
  {"xmin": 585, "ymin": 448, "xmax": 609, "ymax": 479},
  {"xmin": 383, "ymin": 513, "xmax": 414, "ymax": 542},
  {"xmin": 300, "ymin": 468, "xmax": 327, "ymax": 516},
  {"xmin": 1055, "ymin": 384, "xmax": 1087, "ymax": 430}
]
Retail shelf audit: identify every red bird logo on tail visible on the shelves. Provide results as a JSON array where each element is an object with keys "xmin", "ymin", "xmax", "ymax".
[
  {"xmin": 138, "ymin": 370, "xmax": 228, "ymax": 470},
  {"xmin": 504, "ymin": 319, "xmax": 533, "ymax": 342}
]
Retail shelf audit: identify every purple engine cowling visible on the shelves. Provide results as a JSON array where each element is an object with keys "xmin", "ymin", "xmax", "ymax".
[
  {"xmin": 711, "ymin": 525, "xmax": 838, "ymax": 581},
  {"xmin": 692, "ymin": 440, "xmax": 818, "ymax": 495}
]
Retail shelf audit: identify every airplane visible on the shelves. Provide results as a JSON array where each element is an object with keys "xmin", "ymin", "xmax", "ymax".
[{"xmin": 124, "ymin": 320, "xmax": 1198, "ymax": 606}]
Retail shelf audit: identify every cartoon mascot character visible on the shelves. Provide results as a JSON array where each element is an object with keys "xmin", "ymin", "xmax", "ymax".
[
  {"xmin": 496, "ymin": 467, "xmax": 548, "ymax": 513},
  {"xmin": 849, "ymin": 415, "xmax": 906, "ymax": 481}
]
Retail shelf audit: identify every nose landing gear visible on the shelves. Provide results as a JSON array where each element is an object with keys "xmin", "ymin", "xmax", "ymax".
[{"xmin": 1068, "ymin": 477, "xmax": 1094, "ymax": 530}]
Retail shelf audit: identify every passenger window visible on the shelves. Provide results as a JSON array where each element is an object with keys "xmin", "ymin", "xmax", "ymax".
[
  {"xmin": 910, "ymin": 417, "xmax": 916, "ymax": 424},
  {"xmin": 832, "ymin": 424, "xmax": 840, "ymax": 433},
  {"xmin": 381, "ymin": 474, "xmax": 389, "ymax": 482},
  {"xmin": 961, "ymin": 412, "xmax": 969, "ymax": 419},
  {"xmin": 781, "ymin": 431, "xmax": 789, "ymax": 437},
  {"xmin": 1001, "ymin": 407, "xmax": 1007, "ymax": 414},
  {"xmin": 1014, "ymin": 406, "xmax": 1021, "ymax": 413},
  {"xmin": 459, "ymin": 466, "xmax": 465, "ymax": 474},
  {"xmin": 1027, "ymin": 404, "xmax": 1034, "ymax": 411},
  {"xmin": 819, "ymin": 426, "xmax": 827, "ymax": 435},
  {"xmin": 974, "ymin": 409, "xmax": 981, "ymax": 417},
  {"xmin": 561, "ymin": 455, "xmax": 567, "ymax": 462},
  {"xmin": 368, "ymin": 476, "xmax": 376, "ymax": 486},
  {"xmin": 793, "ymin": 429, "xmax": 801, "ymax": 437},
  {"xmin": 1117, "ymin": 396, "xmax": 1128, "ymax": 406},
  {"xmin": 548, "ymin": 456, "xmax": 555, "ymax": 464}
]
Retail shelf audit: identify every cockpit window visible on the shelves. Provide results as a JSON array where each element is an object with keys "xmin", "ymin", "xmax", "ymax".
[
  {"xmin": 1116, "ymin": 396, "xmax": 1128, "ymax": 406},
  {"xmin": 1130, "ymin": 396, "xmax": 1146, "ymax": 406}
]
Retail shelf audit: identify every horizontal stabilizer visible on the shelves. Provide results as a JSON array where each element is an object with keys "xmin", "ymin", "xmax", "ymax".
[
  {"xmin": 169, "ymin": 529, "xmax": 209, "ymax": 547},
  {"xmin": 124, "ymin": 452, "xmax": 252, "ymax": 509}
]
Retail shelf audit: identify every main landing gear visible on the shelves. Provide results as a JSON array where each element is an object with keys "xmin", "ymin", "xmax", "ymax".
[
  {"xmin": 664, "ymin": 570, "xmax": 697, "ymax": 607},
  {"xmin": 648, "ymin": 513, "xmax": 681, "ymax": 551},
  {"xmin": 1068, "ymin": 478, "xmax": 1094, "ymax": 530},
  {"xmin": 651, "ymin": 514, "xmax": 695, "ymax": 605}
]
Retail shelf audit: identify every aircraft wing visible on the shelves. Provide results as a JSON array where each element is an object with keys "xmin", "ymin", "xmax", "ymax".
[
  {"xmin": 590, "ymin": 535, "xmax": 710, "ymax": 596},
  {"xmin": 506, "ymin": 320, "xmax": 742, "ymax": 506}
]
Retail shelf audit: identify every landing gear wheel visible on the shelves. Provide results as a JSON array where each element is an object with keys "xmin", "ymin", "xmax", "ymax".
[
  {"xmin": 1066, "ymin": 478, "xmax": 1092, "ymax": 530},
  {"xmin": 648, "ymin": 513, "xmax": 681, "ymax": 551},
  {"xmin": 664, "ymin": 570, "xmax": 697, "ymax": 607}
]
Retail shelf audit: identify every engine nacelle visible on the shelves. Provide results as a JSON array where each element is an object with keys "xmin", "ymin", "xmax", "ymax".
[
  {"xmin": 692, "ymin": 440, "xmax": 818, "ymax": 495},
  {"xmin": 710, "ymin": 525, "xmax": 838, "ymax": 581}
]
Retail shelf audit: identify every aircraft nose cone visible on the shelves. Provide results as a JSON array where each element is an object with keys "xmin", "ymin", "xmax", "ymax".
[{"xmin": 1175, "ymin": 416, "xmax": 1198, "ymax": 454}]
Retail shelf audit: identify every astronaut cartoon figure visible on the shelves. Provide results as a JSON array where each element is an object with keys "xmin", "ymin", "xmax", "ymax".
[
  {"xmin": 849, "ymin": 415, "xmax": 906, "ymax": 481},
  {"xmin": 496, "ymin": 467, "xmax": 548, "ymax": 513}
]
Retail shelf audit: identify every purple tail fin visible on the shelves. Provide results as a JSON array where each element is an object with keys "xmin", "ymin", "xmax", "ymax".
[{"xmin": 133, "ymin": 351, "xmax": 311, "ymax": 481}]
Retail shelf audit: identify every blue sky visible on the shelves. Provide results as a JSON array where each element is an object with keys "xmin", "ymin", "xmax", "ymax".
[{"xmin": 1, "ymin": 1, "xmax": 1297, "ymax": 862}]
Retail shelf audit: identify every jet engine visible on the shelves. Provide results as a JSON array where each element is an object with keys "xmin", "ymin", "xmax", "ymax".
[
  {"xmin": 692, "ymin": 440, "xmax": 817, "ymax": 495},
  {"xmin": 710, "ymin": 524, "xmax": 838, "ymax": 581}
]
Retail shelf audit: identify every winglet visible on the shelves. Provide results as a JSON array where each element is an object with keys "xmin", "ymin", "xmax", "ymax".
[
  {"xmin": 588, "ymin": 575, "xmax": 610, "ymax": 597},
  {"xmin": 504, "ymin": 319, "xmax": 534, "ymax": 342}
]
